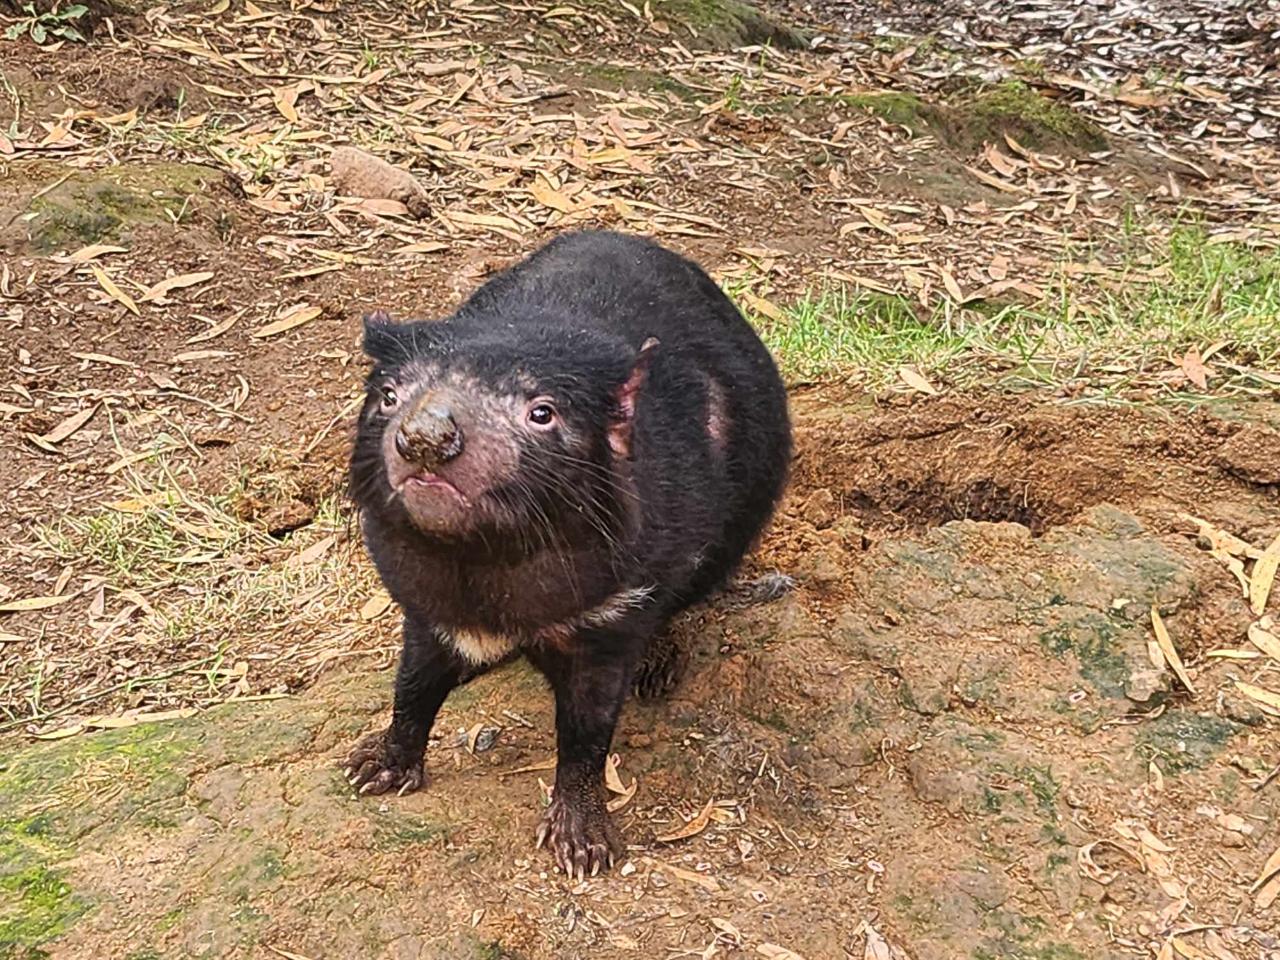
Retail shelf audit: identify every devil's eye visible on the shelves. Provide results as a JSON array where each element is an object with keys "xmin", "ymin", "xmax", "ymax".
[
  {"xmin": 527, "ymin": 402, "xmax": 556, "ymax": 428},
  {"xmin": 379, "ymin": 383, "xmax": 398, "ymax": 412}
]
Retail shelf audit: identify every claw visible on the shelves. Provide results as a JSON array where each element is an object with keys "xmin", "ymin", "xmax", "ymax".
[
  {"xmin": 591, "ymin": 861, "xmax": 600, "ymax": 877},
  {"xmin": 535, "ymin": 823, "xmax": 549, "ymax": 849},
  {"xmin": 360, "ymin": 780, "xmax": 377, "ymax": 795},
  {"xmin": 397, "ymin": 780, "xmax": 413, "ymax": 797}
]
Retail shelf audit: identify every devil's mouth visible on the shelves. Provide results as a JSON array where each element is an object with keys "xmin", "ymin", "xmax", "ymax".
[{"xmin": 396, "ymin": 472, "xmax": 468, "ymax": 504}]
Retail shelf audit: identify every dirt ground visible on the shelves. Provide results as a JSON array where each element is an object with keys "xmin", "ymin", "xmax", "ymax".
[{"xmin": 1, "ymin": 0, "xmax": 1279, "ymax": 958}]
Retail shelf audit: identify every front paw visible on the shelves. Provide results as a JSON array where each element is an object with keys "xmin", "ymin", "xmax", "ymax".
[
  {"xmin": 535, "ymin": 789, "xmax": 623, "ymax": 880},
  {"xmin": 343, "ymin": 730, "xmax": 425, "ymax": 797}
]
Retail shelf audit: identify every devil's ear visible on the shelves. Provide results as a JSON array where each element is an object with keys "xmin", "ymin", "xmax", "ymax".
[
  {"xmin": 608, "ymin": 337, "xmax": 659, "ymax": 459},
  {"xmin": 361, "ymin": 310, "xmax": 404, "ymax": 363}
]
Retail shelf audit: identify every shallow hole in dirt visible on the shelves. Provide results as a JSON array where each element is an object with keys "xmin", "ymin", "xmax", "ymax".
[{"xmin": 848, "ymin": 475, "xmax": 1066, "ymax": 535}]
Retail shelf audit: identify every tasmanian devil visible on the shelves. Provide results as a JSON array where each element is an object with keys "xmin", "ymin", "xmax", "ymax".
[{"xmin": 344, "ymin": 228, "xmax": 791, "ymax": 878}]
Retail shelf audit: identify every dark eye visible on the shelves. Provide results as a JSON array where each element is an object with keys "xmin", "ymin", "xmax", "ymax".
[
  {"xmin": 527, "ymin": 401, "xmax": 556, "ymax": 428},
  {"xmin": 378, "ymin": 383, "xmax": 398, "ymax": 413}
]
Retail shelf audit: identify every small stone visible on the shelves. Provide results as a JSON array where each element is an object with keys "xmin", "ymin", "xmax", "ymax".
[
  {"xmin": 620, "ymin": 861, "xmax": 636, "ymax": 876},
  {"xmin": 1123, "ymin": 666, "xmax": 1168, "ymax": 705},
  {"xmin": 795, "ymin": 545, "xmax": 843, "ymax": 589}
]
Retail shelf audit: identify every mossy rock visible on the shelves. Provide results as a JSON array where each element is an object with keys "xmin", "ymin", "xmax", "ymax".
[
  {"xmin": 584, "ymin": 0, "xmax": 806, "ymax": 50},
  {"xmin": 775, "ymin": 81, "xmax": 1105, "ymax": 158},
  {"xmin": 4, "ymin": 161, "xmax": 227, "ymax": 255},
  {"xmin": 932, "ymin": 80, "xmax": 1107, "ymax": 154}
]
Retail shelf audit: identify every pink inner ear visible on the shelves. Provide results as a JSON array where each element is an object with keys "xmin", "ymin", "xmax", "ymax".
[{"xmin": 608, "ymin": 338, "xmax": 659, "ymax": 458}]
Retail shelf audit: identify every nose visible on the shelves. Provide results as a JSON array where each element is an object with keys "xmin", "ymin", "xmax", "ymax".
[{"xmin": 394, "ymin": 402, "xmax": 464, "ymax": 469}]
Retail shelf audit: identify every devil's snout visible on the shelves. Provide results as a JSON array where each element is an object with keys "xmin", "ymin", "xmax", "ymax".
[{"xmin": 395, "ymin": 401, "xmax": 464, "ymax": 469}]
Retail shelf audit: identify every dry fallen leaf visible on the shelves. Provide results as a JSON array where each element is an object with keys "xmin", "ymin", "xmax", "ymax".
[
  {"xmin": 91, "ymin": 265, "xmax": 139, "ymax": 315},
  {"xmin": 186, "ymin": 310, "xmax": 244, "ymax": 344},
  {"xmin": 273, "ymin": 83, "xmax": 300, "ymax": 122},
  {"xmin": 140, "ymin": 271, "xmax": 215, "ymax": 302},
  {"xmin": 29, "ymin": 404, "xmax": 98, "ymax": 447},
  {"xmin": 898, "ymin": 366, "xmax": 938, "ymax": 396},
  {"xmin": 253, "ymin": 304, "xmax": 323, "ymax": 339},
  {"xmin": 739, "ymin": 292, "xmax": 785, "ymax": 324},
  {"xmin": 1249, "ymin": 531, "xmax": 1280, "ymax": 616},
  {"xmin": 655, "ymin": 797, "xmax": 716, "ymax": 843},
  {"xmin": 1251, "ymin": 844, "xmax": 1280, "ymax": 893},
  {"xmin": 1248, "ymin": 618, "xmax": 1280, "ymax": 662},
  {"xmin": 1234, "ymin": 681, "xmax": 1280, "ymax": 714},
  {"xmin": 1151, "ymin": 607, "xmax": 1195, "ymax": 695},
  {"xmin": 67, "ymin": 243, "xmax": 128, "ymax": 262},
  {"xmin": 0, "ymin": 594, "xmax": 77, "ymax": 613},
  {"xmin": 359, "ymin": 590, "xmax": 393, "ymax": 621},
  {"xmin": 1180, "ymin": 348, "xmax": 1210, "ymax": 390}
]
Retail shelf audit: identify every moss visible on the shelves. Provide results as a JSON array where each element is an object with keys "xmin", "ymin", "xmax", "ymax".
[
  {"xmin": 578, "ymin": 0, "xmax": 805, "ymax": 49},
  {"xmin": 1037, "ymin": 617, "xmax": 1129, "ymax": 698},
  {"xmin": 0, "ymin": 864, "xmax": 87, "ymax": 956},
  {"xmin": 564, "ymin": 62, "xmax": 698, "ymax": 101},
  {"xmin": 373, "ymin": 815, "xmax": 451, "ymax": 850},
  {"xmin": 844, "ymin": 92, "xmax": 927, "ymax": 128},
  {"xmin": 22, "ymin": 163, "xmax": 222, "ymax": 254},
  {"xmin": 1136, "ymin": 711, "xmax": 1240, "ymax": 774},
  {"xmin": 950, "ymin": 80, "xmax": 1106, "ymax": 153},
  {"xmin": 660, "ymin": 0, "xmax": 805, "ymax": 49}
]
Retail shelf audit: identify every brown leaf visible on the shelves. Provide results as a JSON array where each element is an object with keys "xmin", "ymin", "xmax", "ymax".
[
  {"xmin": 1151, "ymin": 607, "xmax": 1195, "ymax": 695},
  {"xmin": 273, "ymin": 83, "xmax": 299, "ymax": 122},
  {"xmin": 253, "ymin": 304, "xmax": 323, "ymax": 339},
  {"xmin": 31, "ymin": 404, "xmax": 98, "ymax": 446},
  {"xmin": 185, "ymin": 310, "xmax": 244, "ymax": 344},
  {"xmin": 140, "ymin": 271, "xmax": 215, "ymax": 302},
  {"xmin": 1251, "ymin": 844, "xmax": 1280, "ymax": 893},
  {"xmin": 66, "ymin": 244, "xmax": 129, "ymax": 262},
  {"xmin": 1180, "ymin": 349, "xmax": 1210, "ymax": 390},
  {"xmin": 655, "ymin": 797, "xmax": 715, "ymax": 843},
  {"xmin": 938, "ymin": 266, "xmax": 966, "ymax": 303},
  {"xmin": 741, "ymin": 291, "xmax": 786, "ymax": 322},
  {"xmin": 529, "ymin": 181, "xmax": 578, "ymax": 214}
]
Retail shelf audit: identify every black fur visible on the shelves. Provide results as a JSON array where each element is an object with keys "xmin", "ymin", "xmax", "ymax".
[{"xmin": 344, "ymin": 229, "xmax": 791, "ymax": 877}]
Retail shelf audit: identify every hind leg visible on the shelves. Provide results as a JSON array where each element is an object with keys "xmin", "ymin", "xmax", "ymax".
[{"xmin": 632, "ymin": 629, "xmax": 688, "ymax": 700}]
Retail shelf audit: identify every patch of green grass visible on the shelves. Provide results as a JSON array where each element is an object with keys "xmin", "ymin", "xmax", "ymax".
[
  {"xmin": 737, "ymin": 226, "xmax": 1280, "ymax": 396},
  {"xmin": 35, "ymin": 447, "xmax": 266, "ymax": 591}
]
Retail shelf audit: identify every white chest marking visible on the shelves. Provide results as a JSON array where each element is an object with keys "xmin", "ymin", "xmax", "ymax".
[{"xmin": 447, "ymin": 627, "xmax": 518, "ymax": 666}]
